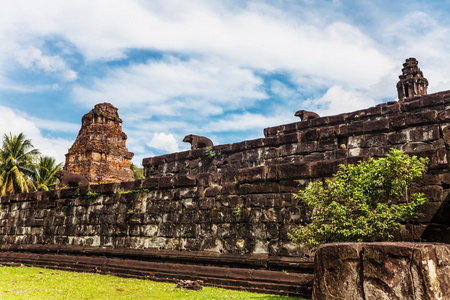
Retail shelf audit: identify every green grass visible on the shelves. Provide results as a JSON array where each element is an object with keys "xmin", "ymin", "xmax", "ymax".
[{"xmin": 0, "ymin": 266, "xmax": 309, "ymax": 300}]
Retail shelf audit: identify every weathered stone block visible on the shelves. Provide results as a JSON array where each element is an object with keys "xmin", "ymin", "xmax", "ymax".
[
  {"xmin": 237, "ymin": 167, "xmax": 268, "ymax": 183},
  {"xmin": 301, "ymin": 128, "xmax": 319, "ymax": 142},
  {"xmin": 246, "ymin": 138, "xmax": 265, "ymax": 149},
  {"xmin": 158, "ymin": 176, "xmax": 174, "ymax": 189},
  {"xmin": 309, "ymin": 160, "xmax": 343, "ymax": 178},
  {"xmin": 313, "ymin": 243, "xmax": 450, "ymax": 300},
  {"xmin": 406, "ymin": 111, "xmax": 438, "ymax": 127},
  {"xmin": 317, "ymin": 138, "xmax": 336, "ymax": 152},
  {"xmin": 277, "ymin": 163, "xmax": 311, "ymax": 180},
  {"xmin": 313, "ymin": 243, "xmax": 363, "ymax": 300},
  {"xmin": 278, "ymin": 133, "xmax": 301, "ymax": 145},
  {"xmin": 362, "ymin": 118, "xmax": 390, "ymax": 133},
  {"xmin": 261, "ymin": 136, "xmax": 276, "ymax": 147},
  {"xmin": 174, "ymin": 174, "xmax": 197, "ymax": 187},
  {"xmin": 409, "ymin": 124, "xmax": 440, "ymax": 142}
]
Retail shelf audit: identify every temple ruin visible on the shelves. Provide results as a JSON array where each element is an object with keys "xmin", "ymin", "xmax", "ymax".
[
  {"xmin": 64, "ymin": 103, "xmax": 134, "ymax": 184},
  {"xmin": 0, "ymin": 58, "xmax": 449, "ymax": 298}
]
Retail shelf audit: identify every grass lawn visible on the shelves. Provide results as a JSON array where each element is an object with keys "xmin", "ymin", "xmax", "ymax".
[{"xmin": 0, "ymin": 266, "xmax": 309, "ymax": 300}]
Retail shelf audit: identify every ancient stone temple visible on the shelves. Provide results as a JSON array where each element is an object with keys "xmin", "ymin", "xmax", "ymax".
[
  {"xmin": 64, "ymin": 103, "xmax": 134, "ymax": 184},
  {"xmin": 396, "ymin": 57, "xmax": 428, "ymax": 100}
]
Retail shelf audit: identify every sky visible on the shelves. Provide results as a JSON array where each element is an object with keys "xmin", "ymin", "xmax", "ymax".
[{"xmin": 2, "ymin": 0, "xmax": 450, "ymax": 166}]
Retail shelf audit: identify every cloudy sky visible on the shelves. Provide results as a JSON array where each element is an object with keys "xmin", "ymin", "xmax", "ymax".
[{"xmin": 1, "ymin": 0, "xmax": 450, "ymax": 165}]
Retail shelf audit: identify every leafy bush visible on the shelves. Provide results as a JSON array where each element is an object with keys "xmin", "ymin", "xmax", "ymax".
[{"xmin": 288, "ymin": 149, "xmax": 429, "ymax": 250}]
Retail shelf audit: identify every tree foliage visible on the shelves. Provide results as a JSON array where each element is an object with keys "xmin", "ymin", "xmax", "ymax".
[
  {"xmin": 33, "ymin": 156, "xmax": 63, "ymax": 191},
  {"xmin": 0, "ymin": 133, "xmax": 63, "ymax": 195},
  {"xmin": 288, "ymin": 149, "xmax": 429, "ymax": 250},
  {"xmin": 130, "ymin": 163, "xmax": 145, "ymax": 179},
  {"xmin": 0, "ymin": 133, "xmax": 40, "ymax": 195}
]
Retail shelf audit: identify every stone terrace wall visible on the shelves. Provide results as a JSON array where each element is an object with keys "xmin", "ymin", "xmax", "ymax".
[
  {"xmin": 143, "ymin": 90, "xmax": 450, "ymax": 242},
  {"xmin": 0, "ymin": 174, "xmax": 315, "ymax": 258}
]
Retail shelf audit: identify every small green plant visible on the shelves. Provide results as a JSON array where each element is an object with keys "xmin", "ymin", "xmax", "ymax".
[
  {"xmin": 86, "ymin": 186, "xmax": 100, "ymax": 199},
  {"xmin": 205, "ymin": 146, "xmax": 221, "ymax": 159},
  {"xmin": 233, "ymin": 204, "xmax": 241, "ymax": 217},
  {"xmin": 126, "ymin": 209, "xmax": 135, "ymax": 218},
  {"xmin": 74, "ymin": 184, "xmax": 81, "ymax": 198},
  {"xmin": 288, "ymin": 149, "xmax": 429, "ymax": 250}
]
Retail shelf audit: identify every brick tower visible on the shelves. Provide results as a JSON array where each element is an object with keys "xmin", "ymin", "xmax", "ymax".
[{"xmin": 64, "ymin": 103, "xmax": 134, "ymax": 184}]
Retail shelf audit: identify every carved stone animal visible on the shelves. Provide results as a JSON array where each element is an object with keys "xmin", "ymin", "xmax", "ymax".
[
  {"xmin": 54, "ymin": 170, "xmax": 89, "ymax": 188},
  {"xmin": 295, "ymin": 110, "xmax": 320, "ymax": 121},
  {"xmin": 183, "ymin": 134, "xmax": 214, "ymax": 150}
]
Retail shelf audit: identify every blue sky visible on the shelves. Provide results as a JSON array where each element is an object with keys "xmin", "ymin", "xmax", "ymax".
[{"xmin": 1, "ymin": 0, "xmax": 450, "ymax": 165}]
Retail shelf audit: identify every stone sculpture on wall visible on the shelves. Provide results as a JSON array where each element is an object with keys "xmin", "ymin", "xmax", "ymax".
[
  {"xmin": 294, "ymin": 110, "xmax": 320, "ymax": 121},
  {"xmin": 64, "ymin": 103, "xmax": 134, "ymax": 184},
  {"xmin": 54, "ymin": 170, "xmax": 89, "ymax": 188},
  {"xmin": 183, "ymin": 134, "xmax": 214, "ymax": 150}
]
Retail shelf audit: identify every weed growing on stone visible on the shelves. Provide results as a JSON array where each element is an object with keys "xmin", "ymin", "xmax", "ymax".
[
  {"xmin": 205, "ymin": 146, "xmax": 221, "ymax": 159},
  {"xmin": 233, "ymin": 204, "xmax": 241, "ymax": 217},
  {"xmin": 126, "ymin": 209, "xmax": 135, "ymax": 218}
]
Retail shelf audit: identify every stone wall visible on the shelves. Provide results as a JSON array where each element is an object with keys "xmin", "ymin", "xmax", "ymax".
[
  {"xmin": 0, "ymin": 172, "xmax": 316, "ymax": 296},
  {"xmin": 143, "ymin": 90, "xmax": 450, "ymax": 242},
  {"xmin": 0, "ymin": 174, "xmax": 314, "ymax": 258},
  {"xmin": 2, "ymin": 91, "xmax": 448, "ymax": 255}
]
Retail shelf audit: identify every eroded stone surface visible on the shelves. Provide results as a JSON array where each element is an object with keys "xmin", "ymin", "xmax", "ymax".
[
  {"xmin": 65, "ymin": 103, "xmax": 134, "ymax": 184},
  {"xmin": 313, "ymin": 242, "xmax": 450, "ymax": 300},
  {"xmin": 313, "ymin": 243, "xmax": 363, "ymax": 300}
]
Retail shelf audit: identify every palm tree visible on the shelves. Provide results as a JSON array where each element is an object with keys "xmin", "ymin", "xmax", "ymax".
[
  {"xmin": 0, "ymin": 133, "xmax": 40, "ymax": 196},
  {"xmin": 33, "ymin": 156, "xmax": 63, "ymax": 191}
]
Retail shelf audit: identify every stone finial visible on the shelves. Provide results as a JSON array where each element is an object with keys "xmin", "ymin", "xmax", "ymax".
[
  {"xmin": 64, "ymin": 103, "xmax": 134, "ymax": 184},
  {"xmin": 396, "ymin": 58, "xmax": 428, "ymax": 100}
]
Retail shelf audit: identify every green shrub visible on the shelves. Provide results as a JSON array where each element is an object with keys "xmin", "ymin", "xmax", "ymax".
[{"xmin": 288, "ymin": 149, "xmax": 428, "ymax": 250}]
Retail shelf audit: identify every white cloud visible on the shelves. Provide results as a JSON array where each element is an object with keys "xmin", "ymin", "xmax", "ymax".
[
  {"xmin": 204, "ymin": 112, "xmax": 290, "ymax": 133},
  {"xmin": 147, "ymin": 132, "xmax": 179, "ymax": 153},
  {"xmin": 29, "ymin": 117, "xmax": 79, "ymax": 133},
  {"xmin": 0, "ymin": 1, "xmax": 394, "ymax": 88},
  {"xmin": 15, "ymin": 47, "xmax": 77, "ymax": 81},
  {"xmin": 304, "ymin": 85, "xmax": 378, "ymax": 116},
  {"xmin": 73, "ymin": 56, "xmax": 266, "ymax": 116},
  {"xmin": 0, "ymin": 105, "xmax": 72, "ymax": 164}
]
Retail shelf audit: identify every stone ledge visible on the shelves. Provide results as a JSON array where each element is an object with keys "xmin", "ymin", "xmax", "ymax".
[
  {"xmin": 0, "ymin": 246, "xmax": 314, "ymax": 297},
  {"xmin": 0, "ymin": 244, "xmax": 313, "ymax": 271}
]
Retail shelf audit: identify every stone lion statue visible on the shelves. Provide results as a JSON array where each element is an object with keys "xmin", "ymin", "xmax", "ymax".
[
  {"xmin": 54, "ymin": 170, "xmax": 89, "ymax": 188},
  {"xmin": 183, "ymin": 134, "xmax": 214, "ymax": 150}
]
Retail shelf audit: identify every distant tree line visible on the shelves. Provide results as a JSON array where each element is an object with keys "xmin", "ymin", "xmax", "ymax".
[{"xmin": 0, "ymin": 133, "xmax": 62, "ymax": 196}]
